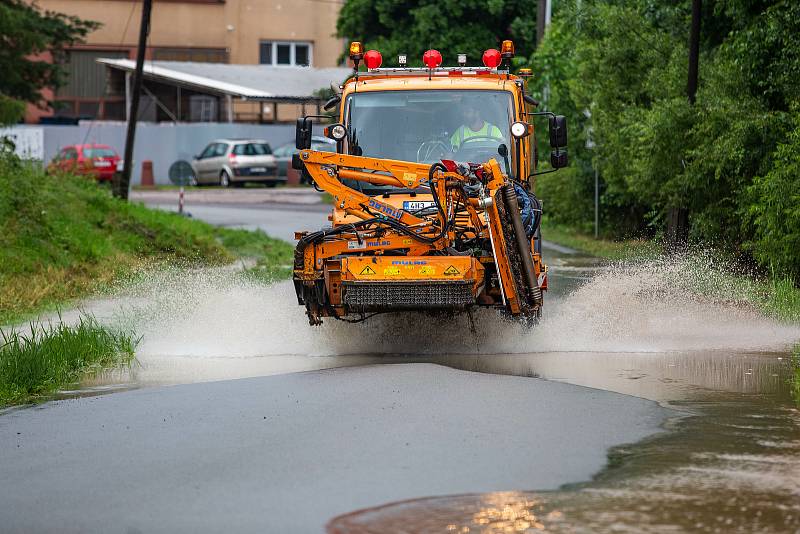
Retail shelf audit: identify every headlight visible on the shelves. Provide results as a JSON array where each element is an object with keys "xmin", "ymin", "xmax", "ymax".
[
  {"xmin": 511, "ymin": 121, "xmax": 531, "ymax": 138},
  {"xmin": 326, "ymin": 123, "xmax": 347, "ymax": 141}
]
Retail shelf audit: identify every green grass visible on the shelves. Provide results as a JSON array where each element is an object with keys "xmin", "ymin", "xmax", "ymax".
[
  {"xmin": 542, "ymin": 219, "xmax": 800, "ymax": 323},
  {"xmin": 0, "ymin": 314, "xmax": 137, "ymax": 406},
  {"xmin": 791, "ymin": 345, "xmax": 800, "ymax": 407},
  {"xmin": 216, "ymin": 227, "xmax": 294, "ymax": 282},
  {"xmin": 541, "ymin": 218, "xmax": 658, "ymax": 260},
  {"xmin": 0, "ymin": 155, "xmax": 293, "ymax": 325}
]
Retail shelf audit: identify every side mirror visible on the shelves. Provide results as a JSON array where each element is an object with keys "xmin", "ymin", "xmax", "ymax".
[
  {"xmin": 295, "ymin": 118, "xmax": 312, "ymax": 150},
  {"xmin": 549, "ymin": 115, "xmax": 568, "ymax": 148},
  {"xmin": 523, "ymin": 94, "xmax": 539, "ymax": 107},
  {"xmin": 323, "ymin": 95, "xmax": 341, "ymax": 111},
  {"xmin": 550, "ymin": 149, "xmax": 568, "ymax": 169}
]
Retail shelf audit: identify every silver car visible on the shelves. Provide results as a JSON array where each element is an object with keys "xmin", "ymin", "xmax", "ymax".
[
  {"xmin": 191, "ymin": 139, "xmax": 282, "ymax": 187},
  {"xmin": 273, "ymin": 136, "xmax": 336, "ymax": 178}
]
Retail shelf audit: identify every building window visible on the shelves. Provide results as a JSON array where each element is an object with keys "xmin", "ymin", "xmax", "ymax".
[{"xmin": 258, "ymin": 41, "xmax": 312, "ymax": 66}]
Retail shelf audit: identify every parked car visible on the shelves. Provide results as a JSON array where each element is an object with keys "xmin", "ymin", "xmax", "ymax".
[
  {"xmin": 47, "ymin": 144, "xmax": 121, "ymax": 182},
  {"xmin": 273, "ymin": 136, "xmax": 336, "ymax": 181},
  {"xmin": 191, "ymin": 139, "xmax": 281, "ymax": 187}
]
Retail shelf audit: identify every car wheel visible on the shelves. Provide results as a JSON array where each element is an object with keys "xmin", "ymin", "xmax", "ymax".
[{"xmin": 219, "ymin": 170, "xmax": 231, "ymax": 188}]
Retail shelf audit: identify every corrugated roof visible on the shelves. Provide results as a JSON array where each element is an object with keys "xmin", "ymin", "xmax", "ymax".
[{"xmin": 97, "ymin": 59, "xmax": 351, "ymax": 101}]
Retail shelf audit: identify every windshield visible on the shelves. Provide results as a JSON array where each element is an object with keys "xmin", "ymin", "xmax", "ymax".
[
  {"xmin": 84, "ymin": 147, "xmax": 116, "ymax": 158},
  {"xmin": 345, "ymin": 90, "xmax": 513, "ymax": 166},
  {"xmin": 233, "ymin": 143, "xmax": 271, "ymax": 156}
]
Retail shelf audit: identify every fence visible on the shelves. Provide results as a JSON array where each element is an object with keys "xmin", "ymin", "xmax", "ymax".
[{"xmin": 4, "ymin": 122, "xmax": 301, "ymax": 185}]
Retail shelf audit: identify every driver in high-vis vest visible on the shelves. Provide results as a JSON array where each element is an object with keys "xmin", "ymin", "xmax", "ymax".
[{"xmin": 451, "ymin": 99, "xmax": 504, "ymax": 151}]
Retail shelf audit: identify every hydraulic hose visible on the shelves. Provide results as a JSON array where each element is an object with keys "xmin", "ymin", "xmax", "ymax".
[{"xmin": 502, "ymin": 184, "xmax": 543, "ymax": 306}]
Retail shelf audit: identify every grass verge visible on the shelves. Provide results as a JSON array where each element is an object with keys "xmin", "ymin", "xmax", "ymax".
[
  {"xmin": 0, "ymin": 156, "xmax": 293, "ymax": 325},
  {"xmin": 542, "ymin": 219, "xmax": 800, "ymax": 323},
  {"xmin": 791, "ymin": 345, "xmax": 800, "ymax": 406},
  {"xmin": 542, "ymin": 218, "xmax": 658, "ymax": 260},
  {"xmin": 0, "ymin": 315, "xmax": 137, "ymax": 406}
]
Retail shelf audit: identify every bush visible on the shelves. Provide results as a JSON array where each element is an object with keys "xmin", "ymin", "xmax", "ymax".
[{"xmin": 744, "ymin": 112, "xmax": 800, "ymax": 282}]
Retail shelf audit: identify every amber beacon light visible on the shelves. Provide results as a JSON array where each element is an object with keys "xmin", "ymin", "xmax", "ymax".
[
  {"xmin": 349, "ymin": 41, "xmax": 364, "ymax": 61},
  {"xmin": 501, "ymin": 40, "xmax": 515, "ymax": 58}
]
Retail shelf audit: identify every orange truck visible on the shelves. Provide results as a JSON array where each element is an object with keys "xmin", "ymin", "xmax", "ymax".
[{"xmin": 292, "ymin": 41, "xmax": 568, "ymax": 325}]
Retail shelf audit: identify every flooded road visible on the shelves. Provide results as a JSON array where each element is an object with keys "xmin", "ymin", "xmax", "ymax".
[{"xmin": 16, "ymin": 245, "xmax": 800, "ymax": 532}]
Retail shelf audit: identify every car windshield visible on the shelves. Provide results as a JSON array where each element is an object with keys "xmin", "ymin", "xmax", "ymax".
[
  {"xmin": 233, "ymin": 143, "xmax": 271, "ymax": 156},
  {"xmin": 84, "ymin": 148, "xmax": 116, "ymax": 158},
  {"xmin": 345, "ymin": 89, "xmax": 513, "ymax": 165},
  {"xmin": 312, "ymin": 140, "xmax": 335, "ymax": 152}
]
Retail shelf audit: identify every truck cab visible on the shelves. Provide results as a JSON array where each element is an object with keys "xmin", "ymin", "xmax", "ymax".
[{"xmin": 293, "ymin": 41, "xmax": 567, "ymax": 325}]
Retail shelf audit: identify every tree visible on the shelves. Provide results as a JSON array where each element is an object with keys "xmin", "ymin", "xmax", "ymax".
[
  {"xmin": 0, "ymin": 0, "xmax": 98, "ymax": 122},
  {"xmin": 336, "ymin": 0, "xmax": 538, "ymax": 67}
]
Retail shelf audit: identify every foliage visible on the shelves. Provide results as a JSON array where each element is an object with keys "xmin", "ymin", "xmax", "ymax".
[
  {"xmin": 0, "ymin": 155, "xmax": 293, "ymax": 324},
  {"xmin": 0, "ymin": 94, "xmax": 25, "ymax": 126},
  {"xmin": 0, "ymin": 314, "xmax": 137, "ymax": 406},
  {"xmin": 336, "ymin": 0, "xmax": 538, "ymax": 67},
  {"xmin": 0, "ymin": 0, "xmax": 98, "ymax": 109},
  {"xmin": 792, "ymin": 345, "xmax": 800, "ymax": 407},
  {"xmin": 525, "ymin": 0, "xmax": 800, "ymax": 283},
  {"xmin": 742, "ymin": 110, "xmax": 800, "ymax": 282}
]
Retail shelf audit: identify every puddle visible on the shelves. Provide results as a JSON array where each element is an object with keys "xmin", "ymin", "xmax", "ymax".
[
  {"xmin": 328, "ymin": 388, "xmax": 800, "ymax": 533},
  {"xmin": 50, "ymin": 249, "xmax": 800, "ymax": 532}
]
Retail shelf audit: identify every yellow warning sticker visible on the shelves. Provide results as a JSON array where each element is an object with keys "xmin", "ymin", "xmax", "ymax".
[
  {"xmin": 359, "ymin": 266, "xmax": 376, "ymax": 275},
  {"xmin": 419, "ymin": 266, "xmax": 435, "ymax": 275},
  {"xmin": 383, "ymin": 267, "xmax": 401, "ymax": 276},
  {"xmin": 443, "ymin": 265, "xmax": 461, "ymax": 276}
]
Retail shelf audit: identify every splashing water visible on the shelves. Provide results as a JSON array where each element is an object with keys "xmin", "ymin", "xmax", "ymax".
[{"xmin": 93, "ymin": 254, "xmax": 799, "ymax": 383}]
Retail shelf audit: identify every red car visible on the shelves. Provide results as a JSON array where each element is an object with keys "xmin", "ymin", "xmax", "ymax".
[{"xmin": 48, "ymin": 144, "xmax": 121, "ymax": 181}]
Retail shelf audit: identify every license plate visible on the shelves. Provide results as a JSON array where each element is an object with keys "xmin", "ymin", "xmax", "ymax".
[
  {"xmin": 250, "ymin": 167, "xmax": 267, "ymax": 173},
  {"xmin": 403, "ymin": 201, "xmax": 435, "ymax": 211},
  {"xmin": 94, "ymin": 160, "xmax": 111, "ymax": 167}
]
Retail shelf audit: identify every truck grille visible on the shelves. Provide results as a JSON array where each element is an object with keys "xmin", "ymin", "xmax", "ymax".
[{"xmin": 342, "ymin": 281, "xmax": 475, "ymax": 311}]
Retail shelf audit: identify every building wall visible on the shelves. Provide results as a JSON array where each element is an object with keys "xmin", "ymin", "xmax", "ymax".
[
  {"xmin": 24, "ymin": 0, "xmax": 345, "ymax": 123},
  {"xmin": 39, "ymin": 0, "xmax": 228, "ymax": 49},
  {"xmin": 223, "ymin": 0, "xmax": 343, "ymax": 67}
]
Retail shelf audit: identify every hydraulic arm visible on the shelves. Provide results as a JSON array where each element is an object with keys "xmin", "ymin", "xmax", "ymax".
[{"xmin": 293, "ymin": 149, "xmax": 546, "ymax": 325}]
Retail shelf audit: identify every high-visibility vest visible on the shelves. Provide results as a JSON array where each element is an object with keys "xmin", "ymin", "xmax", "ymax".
[{"xmin": 450, "ymin": 121, "xmax": 504, "ymax": 148}]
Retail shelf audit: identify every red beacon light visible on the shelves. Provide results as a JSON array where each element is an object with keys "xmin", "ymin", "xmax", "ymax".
[
  {"xmin": 422, "ymin": 49, "xmax": 443, "ymax": 69},
  {"xmin": 482, "ymin": 48, "xmax": 502, "ymax": 69},
  {"xmin": 364, "ymin": 50, "xmax": 382, "ymax": 70}
]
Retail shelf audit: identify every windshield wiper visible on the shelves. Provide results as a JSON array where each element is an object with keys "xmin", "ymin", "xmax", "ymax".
[{"xmin": 380, "ymin": 187, "xmax": 431, "ymax": 198}]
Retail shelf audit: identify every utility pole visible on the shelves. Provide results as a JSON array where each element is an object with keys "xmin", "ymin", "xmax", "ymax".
[
  {"xmin": 687, "ymin": 0, "xmax": 701, "ymax": 104},
  {"xmin": 117, "ymin": 0, "xmax": 152, "ymax": 200},
  {"xmin": 667, "ymin": 0, "xmax": 701, "ymax": 250},
  {"xmin": 537, "ymin": 0, "xmax": 551, "ymax": 47}
]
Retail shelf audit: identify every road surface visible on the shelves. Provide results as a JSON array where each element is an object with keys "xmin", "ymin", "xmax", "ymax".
[
  {"xmin": 0, "ymin": 364, "xmax": 667, "ymax": 533},
  {"xmin": 3, "ymin": 189, "xmax": 797, "ymax": 532}
]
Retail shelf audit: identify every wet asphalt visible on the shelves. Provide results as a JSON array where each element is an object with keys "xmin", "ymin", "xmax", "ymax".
[
  {"xmin": 0, "ymin": 191, "xmax": 674, "ymax": 533},
  {"xmin": 0, "ymin": 364, "xmax": 669, "ymax": 533}
]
